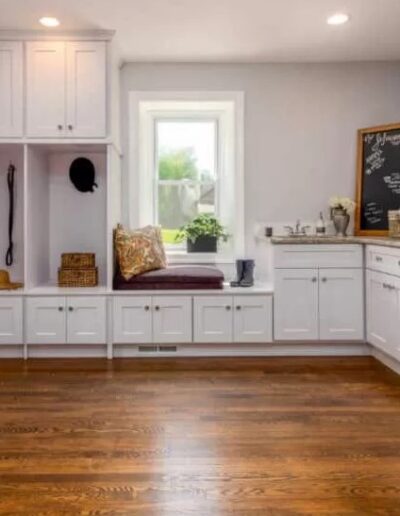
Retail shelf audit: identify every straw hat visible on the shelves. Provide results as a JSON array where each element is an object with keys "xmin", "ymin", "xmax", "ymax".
[{"xmin": 0, "ymin": 270, "xmax": 23, "ymax": 290}]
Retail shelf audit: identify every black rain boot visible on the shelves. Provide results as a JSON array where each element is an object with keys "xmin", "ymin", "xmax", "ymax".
[
  {"xmin": 230, "ymin": 259, "xmax": 245, "ymax": 287},
  {"xmin": 240, "ymin": 260, "xmax": 255, "ymax": 287}
]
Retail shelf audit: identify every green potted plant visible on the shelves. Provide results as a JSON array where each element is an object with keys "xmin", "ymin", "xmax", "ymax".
[{"xmin": 175, "ymin": 213, "xmax": 229, "ymax": 253}]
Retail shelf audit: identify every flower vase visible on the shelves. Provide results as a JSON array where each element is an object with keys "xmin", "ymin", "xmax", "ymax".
[{"xmin": 332, "ymin": 208, "xmax": 350, "ymax": 237}]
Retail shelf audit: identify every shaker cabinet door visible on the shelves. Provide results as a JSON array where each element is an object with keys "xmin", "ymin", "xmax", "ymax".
[
  {"xmin": 153, "ymin": 296, "xmax": 192, "ymax": 344},
  {"xmin": 233, "ymin": 295, "xmax": 272, "ymax": 343},
  {"xmin": 194, "ymin": 297, "xmax": 233, "ymax": 343},
  {"xmin": 26, "ymin": 297, "xmax": 66, "ymax": 344},
  {"xmin": 113, "ymin": 297, "xmax": 153, "ymax": 344},
  {"xmin": 274, "ymin": 269, "xmax": 319, "ymax": 341},
  {"xmin": 0, "ymin": 42, "xmax": 23, "ymax": 137},
  {"xmin": 0, "ymin": 297, "xmax": 23, "ymax": 345},
  {"xmin": 66, "ymin": 42, "xmax": 106, "ymax": 137},
  {"xmin": 67, "ymin": 297, "xmax": 107, "ymax": 344},
  {"xmin": 26, "ymin": 42, "xmax": 66, "ymax": 137}
]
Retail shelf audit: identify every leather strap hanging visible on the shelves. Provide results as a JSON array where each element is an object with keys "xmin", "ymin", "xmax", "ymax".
[{"xmin": 5, "ymin": 163, "xmax": 15, "ymax": 267}]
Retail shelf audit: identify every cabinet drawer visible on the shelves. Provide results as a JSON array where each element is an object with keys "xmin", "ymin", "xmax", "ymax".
[
  {"xmin": 366, "ymin": 245, "xmax": 400, "ymax": 276},
  {"xmin": 274, "ymin": 245, "xmax": 363, "ymax": 269}
]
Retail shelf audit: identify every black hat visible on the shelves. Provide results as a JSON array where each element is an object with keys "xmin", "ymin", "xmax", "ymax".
[{"xmin": 69, "ymin": 157, "xmax": 98, "ymax": 193}]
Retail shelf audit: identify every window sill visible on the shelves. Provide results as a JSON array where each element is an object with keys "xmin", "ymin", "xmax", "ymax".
[{"xmin": 167, "ymin": 250, "xmax": 234, "ymax": 265}]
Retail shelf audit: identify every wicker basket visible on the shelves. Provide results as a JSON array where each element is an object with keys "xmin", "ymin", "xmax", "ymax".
[
  {"xmin": 58, "ymin": 267, "xmax": 98, "ymax": 287},
  {"xmin": 388, "ymin": 210, "xmax": 400, "ymax": 239},
  {"xmin": 61, "ymin": 253, "xmax": 96, "ymax": 269}
]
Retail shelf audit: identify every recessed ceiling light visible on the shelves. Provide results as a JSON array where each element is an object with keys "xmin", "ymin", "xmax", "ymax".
[
  {"xmin": 39, "ymin": 17, "xmax": 60, "ymax": 28},
  {"xmin": 327, "ymin": 13, "xmax": 350, "ymax": 26}
]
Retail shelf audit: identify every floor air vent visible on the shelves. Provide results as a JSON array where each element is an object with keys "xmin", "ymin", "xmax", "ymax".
[
  {"xmin": 138, "ymin": 346, "xmax": 158, "ymax": 353},
  {"xmin": 159, "ymin": 346, "xmax": 178, "ymax": 353}
]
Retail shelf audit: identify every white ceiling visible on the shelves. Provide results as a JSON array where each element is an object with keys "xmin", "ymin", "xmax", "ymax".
[{"xmin": 1, "ymin": 0, "xmax": 400, "ymax": 63}]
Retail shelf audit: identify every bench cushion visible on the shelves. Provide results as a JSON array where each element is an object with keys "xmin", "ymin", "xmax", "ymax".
[{"xmin": 113, "ymin": 265, "xmax": 224, "ymax": 290}]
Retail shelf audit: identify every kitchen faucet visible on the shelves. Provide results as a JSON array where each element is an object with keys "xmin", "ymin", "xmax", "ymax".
[{"xmin": 284, "ymin": 219, "xmax": 311, "ymax": 236}]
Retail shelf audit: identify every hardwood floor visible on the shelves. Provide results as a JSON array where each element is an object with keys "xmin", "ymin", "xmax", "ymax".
[{"xmin": 0, "ymin": 357, "xmax": 400, "ymax": 515}]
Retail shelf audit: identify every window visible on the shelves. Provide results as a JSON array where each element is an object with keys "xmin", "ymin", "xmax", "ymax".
[
  {"xmin": 156, "ymin": 119, "xmax": 217, "ymax": 246},
  {"xmin": 129, "ymin": 91, "xmax": 244, "ymax": 261}
]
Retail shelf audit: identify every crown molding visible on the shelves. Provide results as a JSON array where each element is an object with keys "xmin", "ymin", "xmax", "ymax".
[{"xmin": 0, "ymin": 29, "xmax": 115, "ymax": 41}]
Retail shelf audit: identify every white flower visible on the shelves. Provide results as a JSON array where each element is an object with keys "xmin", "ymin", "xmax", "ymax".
[{"xmin": 329, "ymin": 196, "xmax": 356, "ymax": 213}]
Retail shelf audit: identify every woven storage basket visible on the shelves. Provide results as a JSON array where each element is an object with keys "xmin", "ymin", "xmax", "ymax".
[
  {"xmin": 61, "ymin": 253, "xmax": 95, "ymax": 269},
  {"xmin": 58, "ymin": 267, "xmax": 98, "ymax": 287}
]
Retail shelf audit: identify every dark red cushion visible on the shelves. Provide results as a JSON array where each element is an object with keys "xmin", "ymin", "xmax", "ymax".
[{"xmin": 113, "ymin": 266, "xmax": 224, "ymax": 290}]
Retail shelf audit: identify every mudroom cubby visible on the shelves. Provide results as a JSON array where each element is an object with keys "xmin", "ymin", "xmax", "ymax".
[
  {"xmin": 25, "ymin": 143, "xmax": 108, "ymax": 290},
  {"xmin": 0, "ymin": 144, "xmax": 25, "ymax": 286}
]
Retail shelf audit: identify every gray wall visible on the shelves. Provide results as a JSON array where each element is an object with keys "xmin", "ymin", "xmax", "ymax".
[{"xmin": 120, "ymin": 62, "xmax": 400, "ymax": 278}]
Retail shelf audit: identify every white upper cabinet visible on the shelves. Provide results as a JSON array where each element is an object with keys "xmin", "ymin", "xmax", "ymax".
[
  {"xmin": 26, "ymin": 42, "xmax": 66, "ymax": 138},
  {"xmin": 319, "ymin": 269, "xmax": 364, "ymax": 341},
  {"xmin": 0, "ymin": 41, "xmax": 23, "ymax": 137},
  {"xmin": 26, "ymin": 41, "xmax": 107, "ymax": 138},
  {"xmin": 274, "ymin": 268, "xmax": 319, "ymax": 341},
  {"xmin": 66, "ymin": 42, "xmax": 106, "ymax": 137}
]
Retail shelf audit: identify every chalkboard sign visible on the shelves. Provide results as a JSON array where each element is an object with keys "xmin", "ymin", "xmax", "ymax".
[{"xmin": 355, "ymin": 123, "xmax": 400, "ymax": 235}]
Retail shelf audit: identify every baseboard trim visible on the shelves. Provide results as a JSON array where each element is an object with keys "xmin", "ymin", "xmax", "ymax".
[
  {"xmin": 113, "ymin": 342, "xmax": 370, "ymax": 358},
  {"xmin": 371, "ymin": 346, "xmax": 400, "ymax": 376}
]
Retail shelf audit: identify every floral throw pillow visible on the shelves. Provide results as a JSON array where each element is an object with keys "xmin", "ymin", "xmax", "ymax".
[{"xmin": 115, "ymin": 224, "xmax": 167, "ymax": 280}]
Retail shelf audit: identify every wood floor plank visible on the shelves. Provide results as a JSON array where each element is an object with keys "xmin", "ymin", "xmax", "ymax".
[{"xmin": 0, "ymin": 357, "xmax": 399, "ymax": 515}]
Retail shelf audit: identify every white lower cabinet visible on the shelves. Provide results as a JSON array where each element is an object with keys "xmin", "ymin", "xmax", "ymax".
[
  {"xmin": 319, "ymin": 269, "xmax": 364, "ymax": 341},
  {"xmin": 113, "ymin": 297, "xmax": 152, "ymax": 344},
  {"xmin": 367, "ymin": 270, "xmax": 400, "ymax": 360},
  {"xmin": 0, "ymin": 297, "xmax": 23, "ymax": 345},
  {"xmin": 27, "ymin": 296, "xmax": 106, "ymax": 345},
  {"xmin": 153, "ymin": 296, "xmax": 192, "ymax": 344},
  {"xmin": 274, "ymin": 269, "xmax": 319, "ymax": 341},
  {"xmin": 274, "ymin": 266, "xmax": 364, "ymax": 341},
  {"xmin": 67, "ymin": 297, "xmax": 107, "ymax": 344},
  {"xmin": 194, "ymin": 295, "xmax": 272, "ymax": 343},
  {"xmin": 194, "ymin": 297, "xmax": 233, "ymax": 343},
  {"xmin": 113, "ymin": 296, "xmax": 192, "ymax": 344}
]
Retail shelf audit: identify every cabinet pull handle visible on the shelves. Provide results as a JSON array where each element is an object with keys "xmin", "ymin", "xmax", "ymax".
[
  {"xmin": 68, "ymin": 124, "xmax": 73, "ymax": 130},
  {"xmin": 236, "ymin": 305, "xmax": 241, "ymax": 310},
  {"xmin": 312, "ymin": 277, "xmax": 317, "ymax": 282},
  {"xmin": 155, "ymin": 306, "xmax": 160, "ymax": 311},
  {"xmin": 58, "ymin": 306, "xmax": 64, "ymax": 312},
  {"xmin": 57, "ymin": 124, "xmax": 63, "ymax": 130},
  {"xmin": 321, "ymin": 277, "xmax": 327, "ymax": 283},
  {"xmin": 68, "ymin": 307, "xmax": 74, "ymax": 312},
  {"xmin": 226, "ymin": 305, "xmax": 231, "ymax": 311},
  {"xmin": 376, "ymin": 256, "xmax": 383, "ymax": 262},
  {"xmin": 144, "ymin": 305, "xmax": 150, "ymax": 311}
]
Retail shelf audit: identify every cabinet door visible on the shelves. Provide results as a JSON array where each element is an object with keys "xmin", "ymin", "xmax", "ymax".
[
  {"xmin": 233, "ymin": 295, "xmax": 272, "ymax": 343},
  {"xmin": 319, "ymin": 269, "xmax": 364, "ymax": 341},
  {"xmin": 366, "ymin": 271, "xmax": 394, "ymax": 355},
  {"xmin": 67, "ymin": 297, "xmax": 106, "ymax": 344},
  {"xmin": 0, "ymin": 297, "xmax": 23, "ymax": 345},
  {"xmin": 392, "ymin": 277, "xmax": 400, "ymax": 361},
  {"xmin": 113, "ymin": 296, "xmax": 152, "ymax": 344},
  {"xmin": 153, "ymin": 296, "xmax": 192, "ymax": 343},
  {"xmin": 26, "ymin": 42, "xmax": 66, "ymax": 137},
  {"xmin": 194, "ymin": 297, "xmax": 233, "ymax": 343},
  {"xmin": 0, "ymin": 42, "xmax": 23, "ymax": 137},
  {"xmin": 274, "ymin": 269, "xmax": 319, "ymax": 341},
  {"xmin": 26, "ymin": 297, "xmax": 66, "ymax": 344},
  {"xmin": 66, "ymin": 42, "xmax": 106, "ymax": 138}
]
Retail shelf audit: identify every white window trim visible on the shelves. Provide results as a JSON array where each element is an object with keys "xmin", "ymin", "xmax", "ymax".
[{"xmin": 129, "ymin": 91, "xmax": 245, "ymax": 263}]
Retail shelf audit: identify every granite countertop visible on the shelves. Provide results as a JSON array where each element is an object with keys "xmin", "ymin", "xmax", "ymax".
[{"xmin": 271, "ymin": 235, "xmax": 400, "ymax": 249}]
